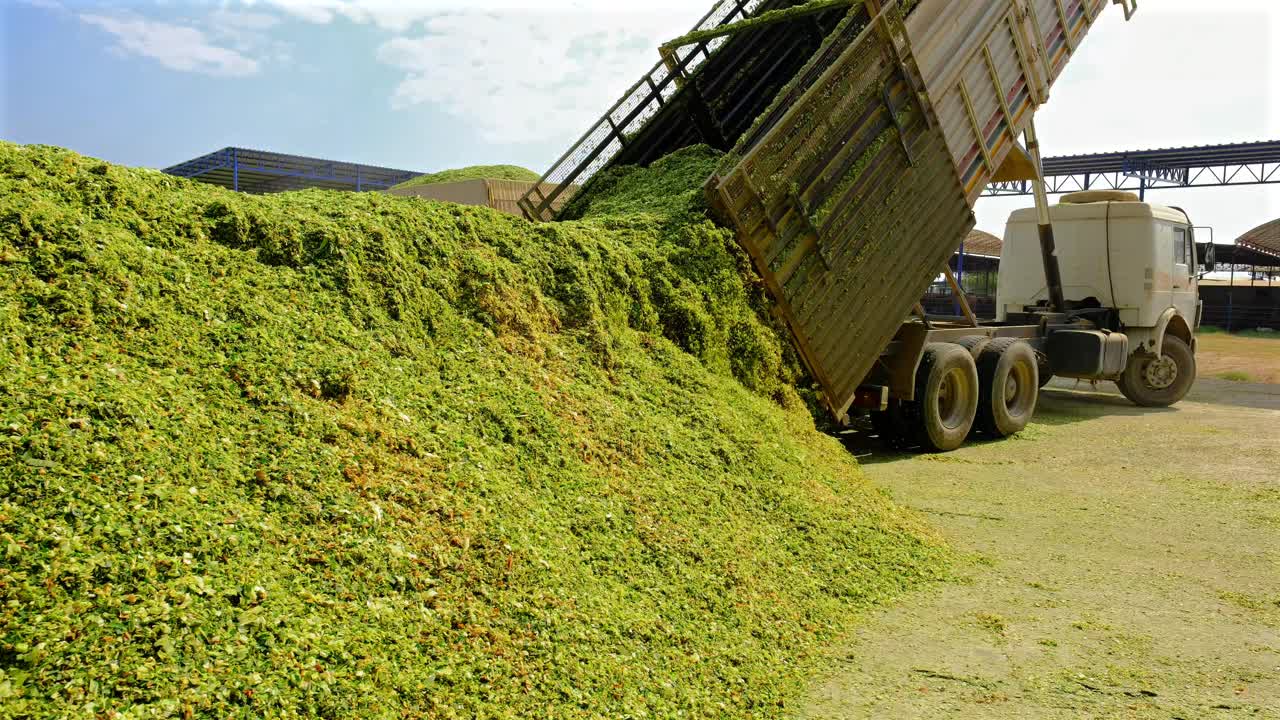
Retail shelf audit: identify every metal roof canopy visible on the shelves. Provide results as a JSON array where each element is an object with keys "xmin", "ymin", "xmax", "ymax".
[
  {"xmin": 1237, "ymin": 217, "xmax": 1280, "ymax": 258},
  {"xmin": 1203, "ymin": 243, "xmax": 1280, "ymax": 268},
  {"xmin": 958, "ymin": 229, "xmax": 1003, "ymax": 259},
  {"xmin": 164, "ymin": 147, "xmax": 421, "ymax": 194},
  {"xmin": 985, "ymin": 140, "xmax": 1280, "ymax": 198}
]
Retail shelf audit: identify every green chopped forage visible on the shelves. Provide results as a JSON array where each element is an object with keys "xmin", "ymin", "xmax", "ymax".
[
  {"xmin": 0, "ymin": 141, "xmax": 948, "ymax": 719},
  {"xmin": 393, "ymin": 164, "xmax": 541, "ymax": 189}
]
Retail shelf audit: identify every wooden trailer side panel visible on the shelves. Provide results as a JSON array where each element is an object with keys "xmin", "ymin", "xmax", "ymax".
[{"xmin": 707, "ymin": 3, "xmax": 974, "ymax": 419}]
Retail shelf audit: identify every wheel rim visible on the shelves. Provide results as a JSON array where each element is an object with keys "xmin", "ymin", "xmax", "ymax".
[
  {"xmin": 1005, "ymin": 358, "xmax": 1035, "ymax": 416},
  {"xmin": 937, "ymin": 367, "xmax": 972, "ymax": 430},
  {"xmin": 1143, "ymin": 354, "xmax": 1178, "ymax": 390}
]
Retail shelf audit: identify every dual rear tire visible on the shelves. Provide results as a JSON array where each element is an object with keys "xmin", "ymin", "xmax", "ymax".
[
  {"xmin": 872, "ymin": 338, "xmax": 1040, "ymax": 452},
  {"xmin": 912, "ymin": 343, "xmax": 980, "ymax": 452},
  {"xmin": 975, "ymin": 338, "xmax": 1040, "ymax": 438}
]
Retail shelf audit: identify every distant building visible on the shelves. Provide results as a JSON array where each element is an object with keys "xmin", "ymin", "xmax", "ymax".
[
  {"xmin": 387, "ymin": 179, "xmax": 570, "ymax": 218},
  {"xmin": 165, "ymin": 147, "xmax": 420, "ymax": 194}
]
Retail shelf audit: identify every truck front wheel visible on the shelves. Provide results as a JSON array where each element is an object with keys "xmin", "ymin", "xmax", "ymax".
[
  {"xmin": 1116, "ymin": 335, "xmax": 1196, "ymax": 407},
  {"xmin": 912, "ymin": 343, "xmax": 980, "ymax": 452}
]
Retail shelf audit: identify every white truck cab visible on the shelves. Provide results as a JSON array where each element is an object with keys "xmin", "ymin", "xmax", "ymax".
[{"xmin": 996, "ymin": 191, "xmax": 1205, "ymax": 406}]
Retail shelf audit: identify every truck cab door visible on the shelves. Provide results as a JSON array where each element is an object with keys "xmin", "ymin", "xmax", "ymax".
[
  {"xmin": 1170, "ymin": 225, "xmax": 1200, "ymax": 330},
  {"xmin": 1172, "ymin": 226, "xmax": 1191, "ymax": 291}
]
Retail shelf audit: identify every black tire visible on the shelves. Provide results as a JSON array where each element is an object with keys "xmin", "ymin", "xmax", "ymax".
[
  {"xmin": 1116, "ymin": 335, "xmax": 1196, "ymax": 407},
  {"xmin": 870, "ymin": 400, "xmax": 910, "ymax": 449},
  {"xmin": 975, "ymin": 338, "xmax": 1040, "ymax": 437},
  {"xmin": 911, "ymin": 343, "xmax": 979, "ymax": 452},
  {"xmin": 1036, "ymin": 353, "xmax": 1054, "ymax": 388},
  {"xmin": 954, "ymin": 335, "xmax": 992, "ymax": 359}
]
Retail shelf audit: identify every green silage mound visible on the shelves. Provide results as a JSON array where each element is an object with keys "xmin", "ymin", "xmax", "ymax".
[
  {"xmin": 0, "ymin": 142, "xmax": 948, "ymax": 719},
  {"xmin": 393, "ymin": 164, "xmax": 541, "ymax": 190},
  {"xmin": 560, "ymin": 144, "xmax": 722, "ymax": 226}
]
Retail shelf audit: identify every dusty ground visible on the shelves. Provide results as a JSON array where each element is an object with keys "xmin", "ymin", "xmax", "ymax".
[
  {"xmin": 802, "ymin": 346, "xmax": 1280, "ymax": 719},
  {"xmin": 1197, "ymin": 333, "xmax": 1280, "ymax": 385}
]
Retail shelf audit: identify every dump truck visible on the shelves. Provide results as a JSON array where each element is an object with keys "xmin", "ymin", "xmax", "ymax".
[{"xmin": 520, "ymin": 0, "xmax": 1213, "ymax": 451}]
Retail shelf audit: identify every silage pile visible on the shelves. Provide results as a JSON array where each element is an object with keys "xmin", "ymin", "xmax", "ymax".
[
  {"xmin": 0, "ymin": 142, "xmax": 947, "ymax": 719},
  {"xmin": 392, "ymin": 165, "xmax": 541, "ymax": 190}
]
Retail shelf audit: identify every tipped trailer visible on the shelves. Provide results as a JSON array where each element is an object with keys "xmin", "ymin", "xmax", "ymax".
[
  {"xmin": 523, "ymin": 0, "xmax": 1212, "ymax": 452},
  {"xmin": 865, "ymin": 188, "xmax": 1209, "ymax": 451}
]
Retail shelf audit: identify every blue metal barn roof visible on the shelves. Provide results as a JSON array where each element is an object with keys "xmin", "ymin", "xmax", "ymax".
[
  {"xmin": 987, "ymin": 140, "xmax": 1280, "ymax": 197},
  {"xmin": 1041, "ymin": 140, "xmax": 1280, "ymax": 176},
  {"xmin": 164, "ymin": 147, "xmax": 422, "ymax": 194}
]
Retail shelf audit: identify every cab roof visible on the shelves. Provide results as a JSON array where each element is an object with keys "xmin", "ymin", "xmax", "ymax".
[{"xmin": 1008, "ymin": 200, "xmax": 1190, "ymax": 225}]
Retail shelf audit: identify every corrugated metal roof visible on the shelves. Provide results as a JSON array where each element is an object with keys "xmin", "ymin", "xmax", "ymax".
[
  {"xmin": 164, "ymin": 147, "xmax": 420, "ymax": 194},
  {"xmin": 1041, "ymin": 140, "xmax": 1280, "ymax": 176},
  {"xmin": 961, "ymin": 229, "xmax": 1002, "ymax": 258},
  {"xmin": 1237, "ymin": 218, "xmax": 1280, "ymax": 258}
]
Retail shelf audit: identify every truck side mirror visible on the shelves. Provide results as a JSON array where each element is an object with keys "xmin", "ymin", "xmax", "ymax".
[
  {"xmin": 1201, "ymin": 243, "xmax": 1217, "ymax": 273},
  {"xmin": 1192, "ymin": 226, "xmax": 1217, "ymax": 274}
]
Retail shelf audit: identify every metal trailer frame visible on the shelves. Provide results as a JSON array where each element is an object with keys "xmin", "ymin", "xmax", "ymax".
[
  {"xmin": 865, "ymin": 321, "xmax": 1042, "ymax": 411},
  {"xmin": 518, "ymin": 0, "xmax": 857, "ymax": 221},
  {"xmin": 521, "ymin": 0, "xmax": 1147, "ymax": 446}
]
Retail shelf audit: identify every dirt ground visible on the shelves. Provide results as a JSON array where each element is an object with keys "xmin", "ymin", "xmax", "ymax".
[
  {"xmin": 1197, "ymin": 333, "xmax": 1280, "ymax": 385},
  {"xmin": 802, "ymin": 341, "xmax": 1280, "ymax": 719}
]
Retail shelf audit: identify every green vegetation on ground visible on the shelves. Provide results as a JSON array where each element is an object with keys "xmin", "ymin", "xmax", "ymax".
[
  {"xmin": 392, "ymin": 165, "xmax": 541, "ymax": 190},
  {"xmin": 1215, "ymin": 370, "xmax": 1254, "ymax": 383},
  {"xmin": 1198, "ymin": 326, "xmax": 1280, "ymax": 340},
  {"xmin": 0, "ymin": 142, "xmax": 948, "ymax": 718}
]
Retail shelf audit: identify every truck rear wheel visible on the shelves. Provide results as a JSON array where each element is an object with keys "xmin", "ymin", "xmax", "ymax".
[
  {"xmin": 954, "ymin": 335, "xmax": 991, "ymax": 359},
  {"xmin": 912, "ymin": 343, "xmax": 979, "ymax": 452},
  {"xmin": 975, "ymin": 338, "xmax": 1040, "ymax": 437},
  {"xmin": 1116, "ymin": 335, "xmax": 1196, "ymax": 407}
]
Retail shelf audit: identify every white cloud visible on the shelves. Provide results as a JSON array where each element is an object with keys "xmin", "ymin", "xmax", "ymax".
[
  {"xmin": 245, "ymin": 0, "xmax": 432, "ymax": 32},
  {"xmin": 251, "ymin": 0, "xmax": 339, "ymax": 26},
  {"xmin": 209, "ymin": 9, "xmax": 281, "ymax": 33},
  {"xmin": 375, "ymin": 10, "xmax": 694, "ymax": 144},
  {"xmin": 206, "ymin": 9, "xmax": 292, "ymax": 60},
  {"xmin": 245, "ymin": 0, "xmax": 697, "ymax": 33},
  {"xmin": 17, "ymin": 0, "xmax": 65, "ymax": 10},
  {"xmin": 232, "ymin": 1, "xmax": 703, "ymax": 144},
  {"xmin": 81, "ymin": 14, "xmax": 261, "ymax": 77},
  {"xmin": 976, "ymin": 0, "xmax": 1280, "ymax": 243}
]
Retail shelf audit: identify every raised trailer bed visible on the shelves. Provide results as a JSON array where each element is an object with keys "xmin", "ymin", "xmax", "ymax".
[
  {"xmin": 527, "ymin": 0, "xmax": 1139, "ymax": 450},
  {"xmin": 704, "ymin": 0, "xmax": 1117, "ymax": 421}
]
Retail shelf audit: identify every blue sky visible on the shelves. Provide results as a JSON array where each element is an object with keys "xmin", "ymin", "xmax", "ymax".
[
  {"xmin": 2, "ymin": 0, "xmax": 1278, "ymax": 240},
  {"xmin": 1, "ymin": 1, "xmax": 697, "ymax": 173}
]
